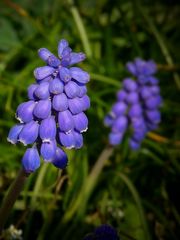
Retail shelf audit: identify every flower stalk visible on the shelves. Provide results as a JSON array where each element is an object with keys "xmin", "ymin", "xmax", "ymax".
[{"xmin": 0, "ymin": 169, "xmax": 29, "ymax": 234}]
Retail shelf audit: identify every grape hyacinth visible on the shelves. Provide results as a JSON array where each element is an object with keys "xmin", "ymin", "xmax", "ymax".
[
  {"xmin": 83, "ymin": 224, "xmax": 120, "ymax": 240},
  {"xmin": 7, "ymin": 39, "xmax": 90, "ymax": 173},
  {"xmin": 104, "ymin": 58, "xmax": 162, "ymax": 150}
]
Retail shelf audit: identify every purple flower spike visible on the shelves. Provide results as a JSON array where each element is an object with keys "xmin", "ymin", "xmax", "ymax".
[
  {"xmin": 73, "ymin": 112, "xmax": 88, "ymax": 132},
  {"xmin": 16, "ymin": 101, "xmax": 36, "ymax": 123},
  {"xmin": 73, "ymin": 131, "xmax": 83, "ymax": 149},
  {"xmin": 58, "ymin": 110, "xmax": 74, "ymax": 132},
  {"xmin": 8, "ymin": 39, "xmax": 90, "ymax": 171},
  {"xmin": 39, "ymin": 116, "xmax": 56, "ymax": 142},
  {"xmin": 7, "ymin": 124, "xmax": 24, "ymax": 144},
  {"xmin": 52, "ymin": 93, "xmax": 68, "ymax": 112},
  {"xmin": 40, "ymin": 140, "xmax": 56, "ymax": 162},
  {"xmin": 34, "ymin": 66, "xmax": 55, "ymax": 80},
  {"xmin": 47, "ymin": 55, "xmax": 61, "ymax": 68},
  {"xmin": 112, "ymin": 116, "xmax": 128, "ymax": 133},
  {"xmin": 70, "ymin": 67, "xmax": 90, "ymax": 84},
  {"xmin": 34, "ymin": 82, "xmax": 50, "ymax": 99},
  {"xmin": 51, "ymin": 147, "xmax": 68, "ymax": 169},
  {"xmin": 150, "ymin": 85, "xmax": 160, "ymax": 95},
  {"xmin": 123, "ymin": 78, "xmax": 137, "ymax": 91},
  {"xmin": 19, "ymin": 120, "xmax": 39, "ymax": 145},
  {"xmin": 38, "ymin": 48, "xmax": 53, "ymax": 62},
  {"xmin": 109, "ymin": 132, "xmax": 123, "ymax": 146},
  {"xmin": 59, "ymin": 67, "xmax": 71, "ymax": 83},
  {"xmin": 58, "ymin": 39, "xmax": 69, "ymax": 57},
  {"xmin": 65, "ymin": 81, "xmax": 80, "ymax": 98},
  {"xmin": 22, "ymin": 147, "xmax": 40, "ymax": 173},
  {"xmin": 33, "ymin": 99, "xmax": 51, "ymax": 119},
  {"xmin": 49, "ymin": 78, "xmax": 64, "ymax": 95},
  {"xmin": 27, "ymin": 84, "xmax": 38, "ymax": 100},
  {"xmin": 111, "ymin": 102, "xmax": 127, "ymax": 116},
  {"xmin": 59, "ymin": 131, "xmax": 75, "ymax": 149},
  {"xmin": 69, "ymin": 52, "xmax": 86, "ymax": 65}
]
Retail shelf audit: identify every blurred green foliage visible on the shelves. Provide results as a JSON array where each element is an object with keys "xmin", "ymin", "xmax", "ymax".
[{"xmin": 0, "ymin": 0, "xmax": 180, "ymax": 239}]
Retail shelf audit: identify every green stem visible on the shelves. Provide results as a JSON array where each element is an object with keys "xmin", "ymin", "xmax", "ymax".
[
  {"xmin": 68, "ymin": 0, "xmax": 92, "ymax": 57},
  {"xmin": 63, "ymin": 146, "xmax": 114, "ymax": 222},
  {"xmin": 0, "ymin": 169, "xmax": 29, "ymax": 234}
]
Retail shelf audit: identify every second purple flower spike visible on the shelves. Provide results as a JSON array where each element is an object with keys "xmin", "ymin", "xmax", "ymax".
[
  {"xmin": 104, "ymin": 58, "xmax": 162, "ymax": 150},
  {"xmin": 7, "ymin": 39, "xmax": 90, "ymax": 173}
]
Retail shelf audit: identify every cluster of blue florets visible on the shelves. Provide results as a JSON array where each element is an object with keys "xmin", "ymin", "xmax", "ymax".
[
  {"xmin": 7, "ymin": 39, "xmax": 90, "ymax": 173},
  {"xmin": 83, "ymin": 224, "xmax": 120, "ymax": 240},
  {"xmin": 104, "ymin": 58, "xmax": 162, "ymax": 150}
]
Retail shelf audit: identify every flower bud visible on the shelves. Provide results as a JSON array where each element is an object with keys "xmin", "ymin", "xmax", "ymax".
[
  {"xmin": 70, "ymin": 52, "xmax": 86, "ymax": 65},
  {"xmin": 140, "ymin": 86, "xmax": 152, "ymax": 99},
  {"xmin": 39, "ymin": 116, "xmax": 56, "ymax": 142},
  {"xmin": 58, "ymin": 110, "xmax": 74, "ymax": 132},
  {"xmin": 33, "ymin": 99, "xmax": 51, "ymax": 119},
  {"xmin": 40, "ymin": 140, "xmax": 56, "ymax": 162},
  {"xmin": 52, "ymin": 93, "xmax": 68, "ymax": 112},
  {"xmin": 129, "ymin": 138, "xmax": 140, "ymax": 150},
  {"xmin": 116, "ymin": 90, "xmax": 127, "ymax": 101},
  {"xmin": 61, "ymin": 47, "xmax": 72, "ymax": 67},
  {"xmin": 27, "ymin": 84, "xmax": 38, "ymax": 100},
  {"xmin": 128, "ymin": 104, "xmax": 142, "ymax": 118},
  {"xmin": 80, "ymin": 95, "xmax": 90, "ymax": 111},
  {"xmin": 73, "ymin": 112, "xmax": 88, "ymax": 132},
  {"xmin": 146, "ymin": 110, "xmax": 161, "ymax": 124},
  {"xmin": 34, "ymin": 66, "xmax": 55, "ymax": 80},
  {"xmin": 16, "ymin": 101, "xmax": 36, "ymax": 123},
  {"xmin": 104, "ymin": 115, "xmax": 114, "ymax": 127},
  {"xmin": 19, "ymin": 120, "xmax": 39, "ymax": 145},
  {"xmin": 77, "ymin": 83, "xmax": 87, "ymax": 97},
  {"xmin": 145, "ymin": 96, "xmax": 162, "ymax": 109},
  {"xmin": 59, "ymin": 66, "xmax": 71, "ymax": 82},
  {"xmin": 7, "ymin": 124, "xmax": 24, "ymax": 144},
  {"xmin": 38, "ymin": 48, "xmax": 53, "ymax": 61},
  {"xmin": 59, "ymin": 131, "xmax": 75, "ymax": 149},
  {"xmin": 126, "ymin": 62, "xmax": 137, "ymax": 76},
  {"xmin": 109, "ymin": 132, "xmax": 123, "ymax": 146},
  {"xmin": 22, "ymin": 147, "xmax": 40, "ymax": 173},
  {"xmin": 73, "ymin": 131, "xmax": 83, "ymax": 149},
  {"xmin": 64, "ymin": 81, "xmax": 80, "ymax": 98},
  {"xmin": 49, "ymin": 78, "xmax": 64, "ymax": 94},
  {"xmin": 34, "ymin": 82, "xmax": 50, "ymax": 99},
  {"xmin": 123, "ymin": 78, "xmax": 137, "ymax": 91},
  {"xmin": 58, "ymin": 39, "xmax": 69, "ymax": 57},
  {"xmin": 112, "ymin": 116, "xmax": 128, "ymax": 133},
  {"xmin": 126, "ymin": 92, "xmax": 139, "ymax": 104},
  {"xmin": 148, "ymin": 76, "xmax": 159, "ymax": 85},
  {"xmin": 68, "ymin": 97, "xmax": 83, "ymax": 114},
  {"xmin": 47, "ymin": 55, "xmax": 60, "ymax": 67},
  {"xmin": 70, "ymin": 67, "xmax": 90, "ymax": 83},
  {"xmin": 51, "ymin": 147, "xmax": 68, "ymax": 169},
  {"xmin": 111, "ymin": 102, "xmax": 127, "ymax": 116}
]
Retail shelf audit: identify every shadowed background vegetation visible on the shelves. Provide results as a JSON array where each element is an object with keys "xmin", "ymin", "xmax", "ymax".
[{"xmin": 0, "ymin": 0, "xmax": 179, "ymax": 239}]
